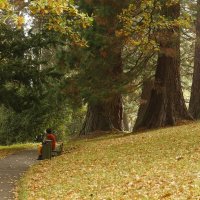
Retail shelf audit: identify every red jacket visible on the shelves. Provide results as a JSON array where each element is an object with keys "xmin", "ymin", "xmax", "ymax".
[{"xmin": 47, "ymin": 134, "xmax": 56, "ymax": 150}]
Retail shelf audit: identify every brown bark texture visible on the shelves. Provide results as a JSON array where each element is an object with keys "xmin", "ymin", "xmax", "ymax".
[
  {"xmin": 80, "ymin": 95, "xmax": 123, "ymax": 135},
  {"xmin": 80, "ymin": 1, "xmax": 129, "ymax": 135},
  {"xmin": 135, "ymin": 1, "xmax": 192, "ymax": 130},
  {"xmin": 189, "ymin": 0, "xmax": 200, "ymax": 119},
  {"xmin": 134, "ymin": 80, "xmax": 154, "ymax": 130}
]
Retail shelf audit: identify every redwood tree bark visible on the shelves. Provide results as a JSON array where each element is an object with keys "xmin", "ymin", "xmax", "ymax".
[
  {"xmin": 135, "ymin": 1, "xmax": 192, "ymax": 130},
  {"xmin": 189, "ymin": 0, "xmax": 200, "ymax": 119},
  {"xmin": 80, "ymin": 95, "xmax": 123, "ymax": 134},
  {"xmin": 80, "ymin": 1, "xmax": 129, "ymax": 135}
]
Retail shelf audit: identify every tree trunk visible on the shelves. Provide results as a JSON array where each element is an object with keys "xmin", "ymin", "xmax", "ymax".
[
  {"xmin": 123, "ymin": 111, "xmax": 129, "ymax": 131},
  {"xmin": 79, "ymin": 1, "xmax": 129, "ymax": 135},
  {"xmin": 80, "ymin": 95, "xmax": 123, "ymax": 135},
  {"xmin": 189, "ymin": 0, "xmax": 200, "ymax": 119},
  {"xmin": 80, "ymin": 48, "xmax": 124, "ymax": 135},
  {"xmin": 135, "ymin": 1, "xmax": 192, "ymax": 130},
  {"xmin": 134, "ymin": 79, "xmax": 153, "ymax": 130}
]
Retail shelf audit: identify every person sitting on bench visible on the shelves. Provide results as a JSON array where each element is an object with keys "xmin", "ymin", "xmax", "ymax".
[
  {"xmin": 37, "ymin": 128, "xmax": 56, "ymax": 160},
  {"xmin": 46, "ymin": 128, "xmax": 56, "ymax": 150}
]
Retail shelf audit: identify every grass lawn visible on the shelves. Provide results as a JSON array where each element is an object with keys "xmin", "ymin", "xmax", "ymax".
[
  {"xmin": 0, "ymin": 143, "xmax": 36, "ymax": 159},
  {"xmin": 17, "ymin": 122, "xmax": 200, "ymax": 199}
]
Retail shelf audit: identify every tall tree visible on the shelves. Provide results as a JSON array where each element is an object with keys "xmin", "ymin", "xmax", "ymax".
[
  {"xmin": 79, "ymin": 1, "xmax": 130, "ymax": 135},
  {"xmin": 135, "ymin": 0, "xmax": 192, "ymax": 129},
  {"xmin": 0, "ymin": 0, "xmax": 91, "ymax": 143},
  {"xmin": 189, "ymin": 0, "xmax": 200, "ymax": 119}
]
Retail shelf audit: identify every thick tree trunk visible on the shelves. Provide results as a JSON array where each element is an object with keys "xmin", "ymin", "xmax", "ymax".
[
  {"xmin": 80, "ymin": 42, "xmax": 124, "ymax": 135},
  {"xmin": 80, "ymin": 61, "xmax": 123, "ymax": 135},
  {"xmin": 80, "ymin": 49, "xmax": 124, "ymax": 135},
  {"xmin": 135, "ymin": 1, "xmax": 192, "ymax": 130},
  {"xmin": 80, "ymin": 95, "xmax": 123, "ymax": 135},
  {"xmin": 80, "ymin": 1, "xmax": 129, "ymax": 135},
  {"xmin": 189, "ymin": 0, "xmax": 200, "ymax": 119}
]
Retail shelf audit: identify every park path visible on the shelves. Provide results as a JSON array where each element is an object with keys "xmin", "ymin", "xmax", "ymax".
[{"xmin": 0, "ymin": 149, "xmax": 38, "ymax": 200}]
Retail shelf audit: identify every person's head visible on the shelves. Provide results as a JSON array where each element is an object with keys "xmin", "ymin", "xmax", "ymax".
[{"xmin": 46, "ymin": 128, "xmax": 52, "ymax": 134}]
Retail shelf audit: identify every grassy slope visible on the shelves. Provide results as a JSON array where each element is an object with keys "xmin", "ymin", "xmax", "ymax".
[
  {"xmin": 18, "ymin": 122, "xmax": 200, "ymax": 200},
  {"xmin": 0, "ymin": 143, "xmax": 35, "ymax": 159}
]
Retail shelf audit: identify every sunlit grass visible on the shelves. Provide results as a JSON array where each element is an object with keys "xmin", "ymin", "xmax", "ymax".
[
  {"xmin": 17, "ymin": 122, "xmax": 200, "ymax": 199},
  {"xmin": 0, "ymin": 143, "xmax": 36, "ymax": 159}
]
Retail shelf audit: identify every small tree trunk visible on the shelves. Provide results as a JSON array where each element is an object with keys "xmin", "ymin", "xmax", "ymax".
[
  {"xmin": 123, "ymin": 111, "xmax": 129, "ymax": 131},
  {"xmin": 189, "ymin": 0, "xmax": 200, "ymax": 119},
  {"xmin": 134, "ymin": 79, "xmax": 153, "ymax": 130},
  {"xmin": 135, "ymin": 1, "xmax": 192, "ymax": 130}
]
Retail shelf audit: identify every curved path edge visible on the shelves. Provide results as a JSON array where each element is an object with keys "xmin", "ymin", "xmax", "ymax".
[{"xmin": 0, "ymin": 149, "xmax": 38, "ymax": 199}]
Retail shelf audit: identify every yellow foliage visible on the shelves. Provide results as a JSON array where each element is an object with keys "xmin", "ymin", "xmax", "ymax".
[
  {"xmin": 16, "ymin": 16, "xmax": 24, "ymax": 29},
  {"xmin": 117, "ymin": 0, "xmax": 192, "ymax": 56},
  {"xmin": 29, "ymin": 0, "xmax": 92, "ymax": 46},
  {"xmin": 1, "ymin": 0, "xmax": 92, "ymax": 46},
  {"xmin": 0, "ymin": 0, "xmax": 9, "ymax": 10}
]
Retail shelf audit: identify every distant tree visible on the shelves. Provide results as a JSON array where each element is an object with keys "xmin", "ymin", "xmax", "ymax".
[
  {"xmin": 134, "ymin": 79, "xmax": 153, "ymax": 130},
  {"xmin": 0, "ymin": 0, "xmax": 92, "ymax": 143},
  {"xmin": 189, "ymin": 0, "xmax": 200, "ymax": 119}
]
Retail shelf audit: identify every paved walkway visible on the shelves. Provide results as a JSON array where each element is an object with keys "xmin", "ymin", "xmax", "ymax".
[{"xmin": 0, "ymin": 149, "xmax": 38, "ymax": 199}]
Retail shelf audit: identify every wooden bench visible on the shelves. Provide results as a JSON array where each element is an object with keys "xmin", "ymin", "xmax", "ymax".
[{"xmin": 52, "ymin": 142, "xmax": 63, "ymax": 157}]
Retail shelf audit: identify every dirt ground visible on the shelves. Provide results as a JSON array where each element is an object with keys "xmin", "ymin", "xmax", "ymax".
[{"xmin": 0, "ymin": 149, "xmax": 38, "ymax": 199}]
